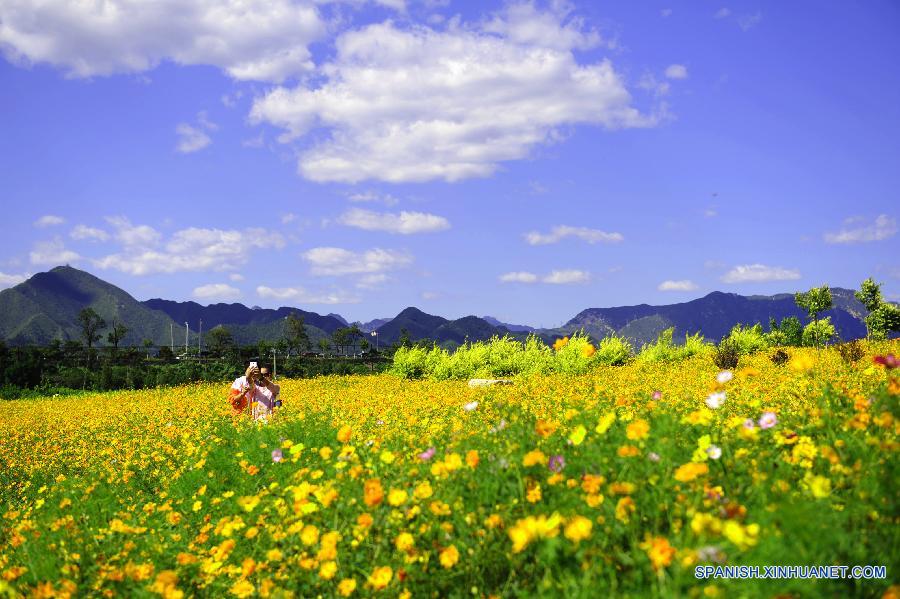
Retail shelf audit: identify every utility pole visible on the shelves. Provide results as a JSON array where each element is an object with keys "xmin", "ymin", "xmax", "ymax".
[
  {"xmin": 184, "ymin": 322, "xmax": 188, "ymax": 354},
  {"xmin": 170, "ymin": 323, "xmax": 174, "ymax": 351},
  {"xmin": 198, "ymin": 319, "xmax": 202, "ymax": 354},
  {"xmin": 272, "ymin": 349, "xmax": 277, "ymax": 380}
]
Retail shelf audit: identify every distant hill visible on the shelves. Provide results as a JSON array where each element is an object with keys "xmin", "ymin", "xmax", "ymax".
[
  {"xmin": 360, "ymin": 318, "xmax": 392, "ymax": 333},
  {"xmin": 0, "ymin": 266, "xmax": 179, "ymax": 346},
  {"xmin": 0, "ymin": 266, "xmax": 885, "ymax": 349},
  {"xmin": 143, "ymin": 299, "xmax": 345, "ymax": 334},
  {"xmin": 482, "ymin": 316, "xmax": 535, "ymax": 333},
  {"xmin": 557, "ymin": 288, "xmax": 870, "ymax": 346}
]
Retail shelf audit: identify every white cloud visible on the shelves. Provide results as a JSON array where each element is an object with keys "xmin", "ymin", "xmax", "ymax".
[
  {"xmin": 176, "ymin": 112, "xmax": 217, "ymax": 153},
  {"xmin": 281, "ymin": 213, "xmax": 297, "ymax": 224},
  {"xmin": 660, "ymin": 8, "xmax": 673, "ymax": 17},
  {"xmin": 500, "ymin": 271, "xmax": 538, "ymax": 283},
  {"xmin": 193, "ymin": 283, "xmax": 241, "ymax": 300},
  {"xmin": 71, "ymin": 224, "xmax": 110, "ymax": 242},
  {"xmin": 721, "ymin": 264, "xmax": 801, "ymax": 284},
  {"xmin": 257, "ymin": 285, "xmax": 361, "ymax": 304},
  {"xmin": 543, "ymin": 269, "xmax": 590, "ymax": 284},
  {"xmin": 0, "ymin": 0, "xmax": 325, "ymax": 82},
  {"xmin": 347, "ymin": 191, "xmax": 400, "ymax": 206},
  {"xmin": 704, "ymin": 207, "xmax": 718, "ymax": 218},
  {"xmin": 0, "ymin": 271, "xmax": 28, "ymax": 290},
  {"xmin": 337, "ymin": 208, "xmax": 450, "ymax": 234},
  {"xmin": 357, "ymin": 273, "xmax": 389, "ymax": 289},
  {"xmin": 250, "ymin": 3, "xmax": 658, "ymax": 183},
  {"xmin": 421, "ymin": 291, "xmax": 439, "ymax": 300},
  {"xmin": 525, "ymin": 225, "xmax": 623, "ymax": 245},
  {"xmin": 738, "ymin": 12, "xmax": 762, "ymax": 31},
  {"xmin": 714, "ymin": 8, "xmax": 731, "ymax": 19},
  {"xmin": 94, "ymin": 221, "xmax": 284, "ymax": 275},
  {"xmin": 229, "ymin": 273, "xmax": 245, "ymax": 282},
  {"xmin": 34, "ymin": 215, "xmax": 64, "ymax": 228},
  {"xmin": 658, "ymin": 279, "xmax": 698, "ymax": 291},
  {"xmin": 302, "ymin": 247, "xmax": 413, "ymax": 276},
  {"xmin": 824, "ymin": 215, "xmax": 897, "ymax": 244},
  {"xmin": 30, "ymin": 238, "xmax": 81, "ymax": 265},
  {"xmin": 664, "ymin": 64, "xmax": 688, "ymax": 80},
  {"xmin": 105, "ymin": 216, "xmax": 162, "ymax": 248}
]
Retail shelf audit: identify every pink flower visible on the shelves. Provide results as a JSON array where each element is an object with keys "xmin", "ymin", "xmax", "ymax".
[
  {"xmin": 874, "ymin": 354, "xmax": 899, "ymax": 369},
  {"xmin": 705, "ymin": 391, "xmax": 726, "ymax": 409},
  {"xmin": 758, "ymin": 411, "xmax": 777, "ymax": 429},
  {"xmin": 652, "ymin": 390, "xmax": 662, "ymax": 401},
  {"xmin": 271, "ymin": 449, "xmax": 283, "ymax": 463},
  {"xmin": 743, "ymin": 419, "xmax": 756, "ymax": 430},
  {"xmin": 548, "ymin": 455, "xmax": 566, "ymax": 473},
  {"xmin": 418, "ymin": 447, "xmax": 436, "ymax": 461}
]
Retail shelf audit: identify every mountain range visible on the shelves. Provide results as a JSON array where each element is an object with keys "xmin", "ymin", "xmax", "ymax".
[{"xmin": 0, "ymin": 265, "xmax": 880, "ymax": 349}]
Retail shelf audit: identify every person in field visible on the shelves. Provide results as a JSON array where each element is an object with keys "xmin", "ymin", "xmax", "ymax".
[{"xmin": 229, "ymin": 363, "xmax": 281, "ymax": 420}]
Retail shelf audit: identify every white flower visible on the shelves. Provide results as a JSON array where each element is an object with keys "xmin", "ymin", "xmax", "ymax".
[
  {"xmin": 716, "ymin": 370, "xmax": 733, "ymax": 384},
  {"xmin": 463, "ymin": 401, "xmax": 479, "ymax": 412},
  {"xmin": 705, "ymin": 391, "xmax": 726, "ymax": 409},
  {"xmin": 648, "ymin": 452, "xmax": 661, "ymax": 463},
  {"xmin": 706, "ymin": 445, "xmax": 722, "ymax": 460}
]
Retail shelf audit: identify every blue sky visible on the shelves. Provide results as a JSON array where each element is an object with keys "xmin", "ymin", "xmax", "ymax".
[{"xmin": 1, "ymin": 0, "xmax": 898, "ymax": 327}]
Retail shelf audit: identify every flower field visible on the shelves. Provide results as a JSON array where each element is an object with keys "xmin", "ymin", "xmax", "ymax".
[{"xmin": 1, "ymin": 342, "xmax": 898, "ymax": 598}]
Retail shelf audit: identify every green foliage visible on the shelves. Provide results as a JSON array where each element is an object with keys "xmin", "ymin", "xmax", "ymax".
[
  {"xmin": 802, "ymin": 317, "xmax": 836, "ymax": 347},
  {"xmin": 713, "ymin": 339, "xmax": 740, "ymax": 370},
  {"xmin": 106, "ymin": 321, "xmax": 128, "ymax": 350},
  {"xmin": 724, "ymin": 323, "xmax": 769, "ymax": 355},
  {"xmin": 77, "ymin": 307, "xmax": 106, "ymax": 349},
  {"xmin": 795, "ymin": 285, "xmax": 833, "ymax": 321},
  {"xmin": 283, "ymin": 312, "xmax": 310, "ymax": 355},
  {"xmin": 595, "ymin": 335, "xmax": 633, "ymax": 366},
  {"xmin": 855, "ymin": 277, "xmax": 883, "ymax": 312},
  {"xmin": 390, "ymin": 332, "xmax": 633, "ymax": 380},
  {"xmin": 636, "ymin": 328, "xmax": 711, "ymax": 363},
  {"xmin": 766, "ymin": 316, "xmax": 803, "ymax": 347},
  {"xmin": 207, "ymin": 326, "xmax": 235, "ymax": 357}
]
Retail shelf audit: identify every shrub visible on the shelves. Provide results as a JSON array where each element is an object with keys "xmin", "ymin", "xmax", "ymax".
[
  {"xmin": 595, "ymin": 335, "xmax": 633, "ymax": 366},
  {"xmin": 554, "ymin": 331, "xmax": 599, "ymax": 374},
  {"xmin": 713, "ymin": 339, "xmax": 740, "ymax": 370},
  {"xmin": 390, "ymin": 345, "xmax": 429, "ymax": 379},
  {"xmin": 770, "ymin": 349, "xmax": 789, "ymax": 366},
  {"xmin": 836, "ymin": 340, "xmax": 864, "ymax": 363},
  {"xmin": 637, "ymin": 328, "xmax": 711, "ymax": 363},
  {"xmin": 802, "ymin": 317, "xmax": 836, "ymax": 347},
  {"xmin": 766, "ymin": 317, "xmax": 803, "ymax": 347},
  {"xmin": 725, "ymin": 323, "xmax": 769, "ymax": 355}
]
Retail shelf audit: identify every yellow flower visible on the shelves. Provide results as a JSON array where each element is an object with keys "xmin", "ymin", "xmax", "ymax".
[
  {"xmin": 364, "ymin": 479, "xmax": 384, "ymax": 507},
  {"xmin": 466, "ymin": 450, "xmax": 480, "ymax": 468},
  {"xmin": 535, "ymin": 419, "xmax": 559, "ymax": 437},
  {"xmin": 337, "ymin": 578, "xmax": 357, "ymax": 597},
  {"xmin": 387, "ymin": 489, "xmax": 408, "ymax": 506},
  {"xmin": 625, "ymin": 419, "xmax": 650, "ymax": 441},
  {"xmin": 414, "ymin": 481, "xmax": 433, "ymax": 500},
  {"xmin": 522, "ymin": 450, "xmax": 548, "ymax": 467},
  {"xmin": 337, "ymin": 425, "xmax": 353, "ymax": 443},
  {"xmin": 568, "ymin": 425, "xmax": 587, "ymax": 446},
  {"xmin": 582, "ymin": 344, "xmax": 596, "ymax": 358},
  {"xmin": 439, "ymin": 545, "xmax": 459, "ymax": 568},
  {"xmin": 641, "ymin": 536, "xmax": 676, "ymax": 570},
  {"xmin": 229, "ymin": 579, "xmax": 255, "ymax": 598},
  {"xmin": 803, "ymin": 473, "xmax": 832, "ymax": 498},
  {"xmin": 674, "ymin": 462, "xmax": 709, "ymax": 482},
  {"xmin": 526, "ymin": 483, "xmax": 542, "ymax": 503},
  {"xmin": 615, "ymin": 497, "xmax": 635, "ymax": 523},
  {"xmin": 395, "ymin": 532, "xmax": 415, "ymax": 552},
  {"xmin": 367, "ymin": 566, "xmax": 393, "ymax": 590},
  {"xmin": 617, "ymin": 445, "xmax": 640, "ymax": 458},
  {"xmin": 595, "ymin": 412, "xmax": 616, "ymax": 434},
  {"xmin": 553, "ymin": 337, "xmax": 569, "ymax": 351},
  {"xmin": 266, "ymin": 548, "xmax": 283, "ymax": 562},
  {"xmin": 319, "ymin": 561, "xmax": 337, "ymax": 580},
  {"xmin": 564, "ymin": 516, "xmax": 592, "ymax": 544},
  {"xmin": 722, "ymin": 521, "xmax": 760, "ymax": 550},
  {"xmin": 237, "ymin": 495, "xmax": 260, "ymax": 513},
  {"xmin": 301, "ymin": 525, "xmax": 319, "ymax": 546},
  {"xmin": 380, "ymin": 450, "xmax": 395, "ymax": 464}
]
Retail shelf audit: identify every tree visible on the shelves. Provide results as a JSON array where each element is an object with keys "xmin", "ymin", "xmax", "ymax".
[
  {"xmin": 794, "ymin": 285, "xmax": 833, "ymax": 348},
  {"xmin": 398, "ymin": 327, "xmax": 412, "ymax": 349},
  {"xmin": 318, "ymin": 338, "xmax": 331, "ymax": 355},
  {"xmin": 802, "ymin": 318, "xmax": 836, "ymax": 347},
  {"xmin": 142, "ymin": 338, "xmax": 154, "ymax": 358},
  {"xmin": 767, "ymin": 316, "xmax": 802, "ymax": 347},
  {"xmin": 78, "ymin": 307, "xmax": 106, "ymax": 350},
  {"xmin": 855, "ymin": 277, "xmax": 900, "ymax": 340},
  {"xmin": 284, "ymin": 312, "xmax": 310, "ymax": 356},
  {"xmin": 207, "ymin": 326, "xmax": 235, "ymax": 357},
  {"xmin": 107, "ymin": 321, "xmax": 128, "ymax": 351},
  {"xmin": 332, "ymin": 328, "xmax": 351, "ymax": 356},
  {"xmin": 158, "ymin": 345, "xmax": 175, "ymax": 362}
]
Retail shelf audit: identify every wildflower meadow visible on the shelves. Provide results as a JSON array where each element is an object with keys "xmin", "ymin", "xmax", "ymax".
[{"xmin": 1, "ymin": 341, "xmax": 898, "ymax": 598}]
